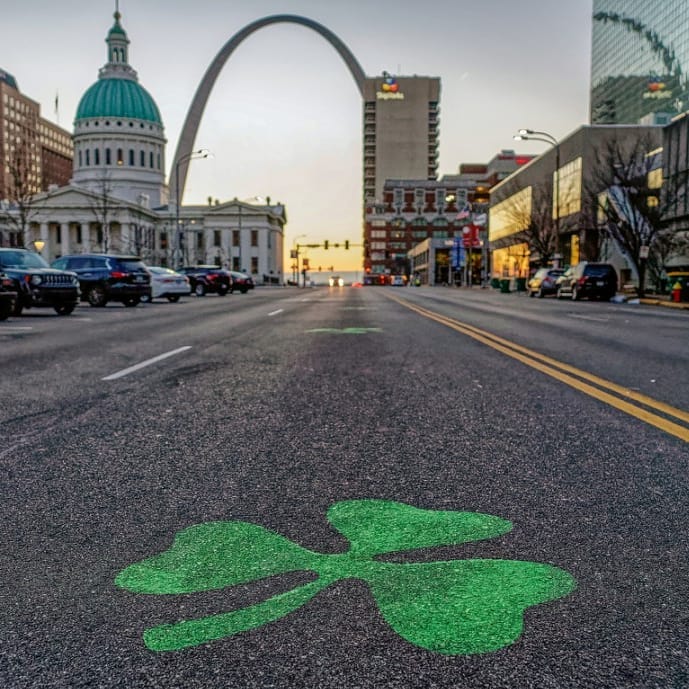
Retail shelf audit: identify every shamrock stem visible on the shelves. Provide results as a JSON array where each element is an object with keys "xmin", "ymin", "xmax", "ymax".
[{"xmin": 143, "ymin": 577, "xmax": 333, "ymax": 652}]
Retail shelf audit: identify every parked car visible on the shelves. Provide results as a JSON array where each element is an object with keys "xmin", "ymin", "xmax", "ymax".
[
  {"xmin": 391, "ymin": 275, "xmax": 406, "ymax": 286},
  {"xmin": 556, "ymin": 262, "xmax": 618, "ymax": 301},
  {"xmin": 229, "ymin": 271, "xmax": 255, "ymax": 293},
  {"xmin": 0, "ymin": 248, "xmax": 80, "ymax": 316},
  {"xmin": 328, "ymin": 275, "xmax": 344, "ymax": 287},
  {"xmin": 180, "ymin": 266, "xmax": 232, "ymax": 296},
  {"xmin": 527, "ymin": 268, "xmax": 566, "ymax": 298},
  {"xmin": 143, "ymin": 266, "xmax": 191, "ymax": 302},
  {"xmin": 51, "ymin": 254, "xmax": 151, "ymax": 307},
  {"xmin": 0, "ymin": 272, "xmax": 17, "ymax": 320}
]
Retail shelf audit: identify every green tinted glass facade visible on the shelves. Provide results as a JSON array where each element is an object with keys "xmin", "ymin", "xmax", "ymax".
[{"xmin": 591, "ymin": 0, "xmax": 689, "ymax": 124}]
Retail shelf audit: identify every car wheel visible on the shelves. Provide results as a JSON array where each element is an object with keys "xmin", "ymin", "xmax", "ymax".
[
  {"xmin": 12, "ymin": 301, "xmax": 24, "ymax": 316},
  {"xmin": 141, "ymin": 294, "xmax": 152, "ymax": 303},
  {"xmin": 571, "ymin": 286, "xmax": 579, "ymax": 301},
  {"xmin": 537, "ymin": 288, "xmax": 545, "ymax": 298},
  {"xmin": 0, "ymin": 303, "xmax": 13, "ymax": 321},
  {"xmin": 167, "ymin": 295, "xmax": 181, "ymax": 303},
  {"xmin": 54, "ymin": 304, "xmax": 75, "ymax": 316},
  {"xmin": 87, "ymin": 285, "xmax": 108, "ymax": 307},
  {"xmin": 195, "ymin": 283, "xmax": 206, "ymax": 296},
  {"xmin": 241, "ymin": 287, "xmax": 248, "ymax": 294},
  {"xmin": 123, "ymin": 297, "xmax": 140, "ymax": 307},
  {"xmin": 217, "ymin": 286, "xmax": 229, "ymax": 296}
]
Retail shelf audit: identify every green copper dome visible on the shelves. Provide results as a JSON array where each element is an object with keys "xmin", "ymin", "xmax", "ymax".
[{"xmin": 75, "ymin": 78, "xmax": 162, "ymax": 124}]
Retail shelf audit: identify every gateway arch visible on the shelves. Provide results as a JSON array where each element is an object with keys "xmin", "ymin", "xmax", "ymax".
[{"xmin": 168, "ymin": 14, "xmax": 366, "ymax": 204}]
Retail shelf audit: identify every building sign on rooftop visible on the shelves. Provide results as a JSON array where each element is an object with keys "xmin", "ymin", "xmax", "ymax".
[{"xmin": 377, "ymin": 71, "xmax": 404, "ymax": 100}]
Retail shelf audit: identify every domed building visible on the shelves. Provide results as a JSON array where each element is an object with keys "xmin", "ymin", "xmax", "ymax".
[
  {"xmin": 7, "ymin": 10, "xmax": 286, "ymax": 284},
  {"xmin": 71, "ymin": 10, "xmax": 167, "ymax": 208}
]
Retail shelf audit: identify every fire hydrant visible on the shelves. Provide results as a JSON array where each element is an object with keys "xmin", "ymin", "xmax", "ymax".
[{"xmin": 672, "ymin": 281, "xmax": 683, "ymax": 303}]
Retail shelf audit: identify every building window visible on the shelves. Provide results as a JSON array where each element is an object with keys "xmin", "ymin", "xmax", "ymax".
[
  {"xmin": 213, "ymin": 230, "xmax": 221, "ymax": 247},
  {"xmin": 117, "ymin": 149, "xmax": 123, "ymax": 165},
  {"xmin": 251, "ymin": 256, "xmax": 258, "ymax": 273},
  {"xmin": 128, "ymin": 149, "xmax": 134, "ymax": 166},
  {"xmin": 76, "ymin": 225, "xmax": 82, "ymax": 244},
  {"xmin": 160, "ymin": 231, "xmax": 168, "ymax": 250},
  {"xmin": 232, "ymin": 230, "xmax": 240, "ymax": 246},
  {"xmin": 251, "ymin": 230, "xmax": 258, "ymax": 247},
  {"xmin": 150, "ymin": 152, "xmax": 154, "ymax": 168},
  {"xmin": 371, "ymin": 230, "xmax": 386, "ymax": 238},
  {"xmin": 140, "ymin": 150, "xmax": 145, "ymax": 167},
  {"xmin": 106, "ymin": 148, "xmax": 111, "ymax": 165},
  {"xmin": 196, "ymin": 232, "xmax": 203, "ymax": 250},
  {"xmin": 78, "ymin": 150, "xmax": 82, "ymax": 167}
]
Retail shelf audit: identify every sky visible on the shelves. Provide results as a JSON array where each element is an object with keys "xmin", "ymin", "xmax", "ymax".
[{"xmin": 4, "ymin": 0, "xmax": 593, "ymax": 272}]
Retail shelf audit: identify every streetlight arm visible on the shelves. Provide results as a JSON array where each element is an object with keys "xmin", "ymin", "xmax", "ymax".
[{"xmin": 518, "ymin": 129, "xmax": 558, "ymax": 146}]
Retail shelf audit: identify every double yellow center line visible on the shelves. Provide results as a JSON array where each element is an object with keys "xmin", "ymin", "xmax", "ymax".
[{"xmin": 387, "ymin": 294, "xmax": 689, "ymax": 443}]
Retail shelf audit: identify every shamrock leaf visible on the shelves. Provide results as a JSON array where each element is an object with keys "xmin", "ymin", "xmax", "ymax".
[
  {"xmin": 115, "ymin": 500, "xmax": 576, "ymax": 655},
  {"xmin": 367, "ymin": 560, "xmax": 576, "ymax": 655},
  {"xmin": 116, "ymin": 521, "xmax": 319, "ymax": 594},
  {"xmin": 327, "ymin": 500, "xmax": 512, "ymax": 557}
]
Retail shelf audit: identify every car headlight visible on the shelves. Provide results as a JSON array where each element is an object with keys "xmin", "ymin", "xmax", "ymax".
[{"xmin": 30, "ymin": 274, "xmax": 42, "ymax": 286}]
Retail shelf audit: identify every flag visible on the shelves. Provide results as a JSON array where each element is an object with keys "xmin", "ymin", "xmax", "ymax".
[{"xmin": 456, "ymin": 204, "xmax": 471, "ymax": 220}]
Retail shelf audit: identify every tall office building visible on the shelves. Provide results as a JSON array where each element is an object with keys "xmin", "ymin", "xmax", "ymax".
[
  {"xmin": 362, "ymin": 74, "xmax": 440, "ymax": 202},
  {"xmin": 591, "ymin": 1, "xmax": 689, "ymax": 125},
  {"xmin": 0, "ymin": 68, "xmax": 73, "ymax": 202}
]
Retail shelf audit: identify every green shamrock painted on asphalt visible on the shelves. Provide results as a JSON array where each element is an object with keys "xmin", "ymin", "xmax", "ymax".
[{"xmin": 115, "ymin": 500, "xmax": 576, "ymax": 654}]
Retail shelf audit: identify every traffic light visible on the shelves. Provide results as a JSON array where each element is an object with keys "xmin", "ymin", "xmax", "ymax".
[
  {"xmin": 344, "ymin": 240, "xmax": 350, "ymax": 250},
  {"xmin": 324, "ymin": 240, "xmax": 329, "ymax": 250}
]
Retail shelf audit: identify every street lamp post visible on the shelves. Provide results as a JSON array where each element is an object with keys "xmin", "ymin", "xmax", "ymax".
[
  {"xmin": 514, "ymin": 129, "xmax": 561, "ymax": 267},
  {"xmin": 174, "ymin": 149, "xmax": 209, "ymax": 268}
]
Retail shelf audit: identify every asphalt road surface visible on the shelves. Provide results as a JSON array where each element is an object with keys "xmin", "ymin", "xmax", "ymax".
[{"xmin": 1, "ymin": 286, "xmax": 688, "ymax": 688}]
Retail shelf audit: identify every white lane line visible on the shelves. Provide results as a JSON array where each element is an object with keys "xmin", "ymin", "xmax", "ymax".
[
  {"xmin": 102, "ymin": 346, "xmax": 192, "ymax": 381},
  {"xmin": 0, "ymin": 326, "xmax": 33, "ymax": 331},
  {"xmin": 569, "ymin": 314, "xmax": 610, "ymax": 323},
  {"xmin": 268, "ymin": 309, "xmax": 284, "ymax": 316}
]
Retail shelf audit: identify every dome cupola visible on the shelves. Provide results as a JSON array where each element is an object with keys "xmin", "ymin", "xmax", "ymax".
[{"xmin": 72, "ymin": 8, "xmax": 167, "ymax": 208}]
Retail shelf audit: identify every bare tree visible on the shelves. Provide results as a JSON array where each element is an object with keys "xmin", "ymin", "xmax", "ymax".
[
  {"xmin": 586, "ymin": 133, "xmax": 679, "ymax": 297},
  {"xmin": 497, "ymin": 180, "xmax": 561, "ymax": 268},
  {"xmin": 87, "ymin": 172, "xmax": 119, "ymax": 253},
  {"xmin": 1, "ymin": 139, "xmax": 40, "ymax": 247}
]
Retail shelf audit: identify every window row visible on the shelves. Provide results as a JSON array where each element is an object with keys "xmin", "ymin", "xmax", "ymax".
[{"xmin": 77, "ymin": 147, "xmax": 162, "ymax": 170}]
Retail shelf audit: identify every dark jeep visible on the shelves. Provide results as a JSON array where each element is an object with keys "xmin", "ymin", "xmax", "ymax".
[
  {"xmin": 0, "ymin": 272, "xmax": 17, "ymax": 321},
  {"xmin": 0, "ymin": 248, "xmax": 80, "ymax": 316}
]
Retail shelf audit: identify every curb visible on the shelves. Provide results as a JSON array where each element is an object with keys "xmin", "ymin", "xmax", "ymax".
[{"xmin": 638, "ymin": 298, "xmax": 689, "ymax": 310}]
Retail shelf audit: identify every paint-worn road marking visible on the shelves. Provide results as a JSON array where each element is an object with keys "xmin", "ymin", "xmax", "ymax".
[{"xmin": 102, "ymin": 346, "xmax": 192, "ymax": 381}]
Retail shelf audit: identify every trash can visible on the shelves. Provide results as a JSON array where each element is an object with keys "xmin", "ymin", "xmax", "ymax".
[
  {"xmin": 500, "ymin": 279, "xmax": 511, "ymax": 293},
  {"xmin": 490, "ymin": 277, "xmax": 501, "ymax": 289},
  {"xmin": 515, "ymin": 277, "xmax": 527, "ymax": 292}
]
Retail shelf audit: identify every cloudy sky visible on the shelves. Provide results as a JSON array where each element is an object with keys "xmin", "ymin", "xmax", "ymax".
[{"xmin": 4, "ymin": 0, "xmax": 592, "ymax": 271}]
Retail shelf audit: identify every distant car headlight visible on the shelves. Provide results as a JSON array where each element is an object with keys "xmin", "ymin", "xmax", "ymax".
[{"xmin": 30, "ymin": 275, "xmax": 42, "ymax": 285}]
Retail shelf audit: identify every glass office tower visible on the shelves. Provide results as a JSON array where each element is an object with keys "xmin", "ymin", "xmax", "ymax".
[{"xmin": 591, "ymin": 0, "xmax": 689, "ymax": 125}]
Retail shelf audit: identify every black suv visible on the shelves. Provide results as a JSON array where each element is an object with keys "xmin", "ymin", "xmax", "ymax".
[
  {"xmin": 51, "ymin": 254, "xmax": 151, "ymax": 307},
  {"xmin": 0, "ymin": 272, "xmax": 17, "ymax": 320},
  {"xmin": 0, "ymin": 248, "xmax": 80, "ymax": 316},
  {"xmin": 556, "ymin": 262, "xmax": 618, "ymax": 301},
  {"xmin": 180, "ymin": 266, "xmax": 232, "ymax": 296}
]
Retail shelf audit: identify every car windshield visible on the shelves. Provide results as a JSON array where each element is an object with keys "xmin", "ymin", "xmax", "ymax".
[
  {"xmin": 585, "ymin": 265, "xmax": 613, "ymax": 277},
  {"xmin": 0, "ymin": 251, "xmax": 50, "ymax": 270},
  {"xmin": 116, "ymin": 260, "xmax": 147, "ymax": 271}
]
